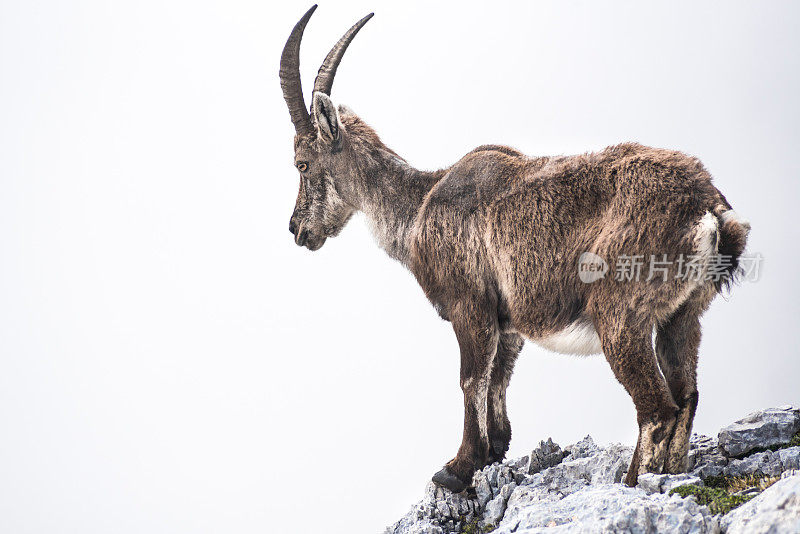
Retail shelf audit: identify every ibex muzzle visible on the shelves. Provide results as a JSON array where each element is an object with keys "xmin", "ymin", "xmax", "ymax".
[{"xmin": 279, "ymin": 6, "xmax": 751, "ymax": 491}]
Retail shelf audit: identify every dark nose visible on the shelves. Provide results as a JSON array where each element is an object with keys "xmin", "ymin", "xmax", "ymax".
[
  {"xmin": 296, "ymin": 228, "xmax": 309, "ymax": 246},
  {"xmin": 289, "ymin": 215, "xmax": 308, "ymax": 246}
]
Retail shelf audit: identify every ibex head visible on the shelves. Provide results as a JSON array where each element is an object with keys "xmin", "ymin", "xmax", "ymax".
[{"xmin": 280, "ymin": 5, "xmax": 373, "ymax": 251}]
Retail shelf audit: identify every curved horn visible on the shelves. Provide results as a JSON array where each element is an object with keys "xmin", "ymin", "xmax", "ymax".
[
  {"xmin": 280, "ymin": 5, "xmax": 317, "ymax": 136},
  {"xmin": 312, "ymin": 12, "xmax": 374, "ymax": 98}
]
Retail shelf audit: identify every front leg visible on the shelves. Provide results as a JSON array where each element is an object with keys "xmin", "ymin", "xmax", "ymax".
[
  {"xmin": 486, "ymin": 333, "xmax": 523, "ymax": 465},
  {"xmin": 432, "ymin": 299, "xmax": 499, "ymax": 492}
]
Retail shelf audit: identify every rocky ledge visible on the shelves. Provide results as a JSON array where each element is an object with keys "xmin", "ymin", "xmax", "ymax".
[{"xmin": 386, "ymin": 405, "xmax": 800, "ymax": 534}]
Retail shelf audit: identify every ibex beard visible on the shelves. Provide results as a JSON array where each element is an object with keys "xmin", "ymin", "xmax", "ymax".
[{"xmin": 279, "ymin": 5, "xmax": 751, "ymax": 491}]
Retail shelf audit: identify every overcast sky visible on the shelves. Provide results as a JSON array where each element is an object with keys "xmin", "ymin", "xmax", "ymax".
[{"xmin": 1, "ymin": 1, "xmax": 799, "ymax": 533}]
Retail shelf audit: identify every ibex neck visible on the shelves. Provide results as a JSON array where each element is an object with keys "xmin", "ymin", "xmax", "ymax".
[{"xmin": 356, "ymin": 151, "xmax": 444, "ymax": 265}]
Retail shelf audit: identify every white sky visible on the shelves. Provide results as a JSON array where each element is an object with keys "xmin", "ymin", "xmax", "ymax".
[{"xmin": 1, "ymin": 1, "xmax": 799, "ymax": 532}]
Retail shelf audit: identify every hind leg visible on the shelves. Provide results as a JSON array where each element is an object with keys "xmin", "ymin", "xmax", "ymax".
[
  {"xmin": 485, "ymin": 333, "xmax": 523, "ymax": 464},
  {"xmin": 655, "ymin": 297, "xmax": 709, "ymax": 473},
  {"xmin": 595, "ymin": 311, "xmax": 678, "ymax": 486}
]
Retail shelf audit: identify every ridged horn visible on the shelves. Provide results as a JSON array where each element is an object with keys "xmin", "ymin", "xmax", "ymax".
[
  {"xmin": 312, "ymin": 12, "xmax": 374, "ymax": 99},
  {"xmin": 279, "ymin": 5, "xmax": 317, "ymax": 136}
]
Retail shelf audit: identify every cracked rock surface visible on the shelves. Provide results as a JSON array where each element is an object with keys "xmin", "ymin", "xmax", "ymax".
[
  {"xmin": 386, "ymin": 405, "xmax": 800, "ymax": 534},
  {"xmin": 718, "ymin": 405, "xmax": 800, "ymax": 457},
  {"xmin": 721, "ymin": 473, "xmax": 800, "ymax": 534}
]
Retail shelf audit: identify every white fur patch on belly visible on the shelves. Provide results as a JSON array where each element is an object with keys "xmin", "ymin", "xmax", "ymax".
[{"xmin": 533, "ymin": 320, "xmax": 603, "ymax": 356}]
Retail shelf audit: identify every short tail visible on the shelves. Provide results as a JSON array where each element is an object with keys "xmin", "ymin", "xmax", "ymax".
[{"xmin": 713, "ymin": 206, "xmax": 751, "ymax": 291}]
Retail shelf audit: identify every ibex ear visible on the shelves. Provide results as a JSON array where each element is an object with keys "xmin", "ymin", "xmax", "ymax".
[{"xmin": 312, "ymin": 92, "xmax": 342, "ymax": 146}]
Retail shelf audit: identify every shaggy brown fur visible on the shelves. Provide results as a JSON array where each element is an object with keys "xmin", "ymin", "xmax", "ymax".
[{"xmin": 280, "ymin": 7, "xmax": 751, "ymax": 491}]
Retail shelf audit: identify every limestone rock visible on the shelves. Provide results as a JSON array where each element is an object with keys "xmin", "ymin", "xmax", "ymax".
[
  {"xmin": 528, "ymin": 437, "xmax": 567, "ymax": 475},
  {"xmin": 719, "ymin": 446, "xmax": 800, "ymax": 478},
  {"xmin": 721, "ymin": 473, "xmax": 800, "ymax": 533},
  {"xmin": 689, "ymin": 434, "xmax": 729, "ymax": 478},
  {"xmin": 662, "ymin": 474, "xmax": 704, "ymax": 494},
  {"xmin": 718, "ymin": 405, "xmax": 800, "ymax": 457},
  {"xmin": 387, "ymin": 405, "xmax": 800, "ymax": 534},
  {"xmin": 497, "ymin": 484, "xmax": 717, "ymax": 534},
  {"xmin": 638, "ymin": 473, "xmax": 703, "ymax": 494},
  {"xmin": 480, "ymin": 483, "xmax": 515, "ymax": 529},
  {"xmin": 637, "ymin": 473, "xmax": 667, "ymax": 495}
]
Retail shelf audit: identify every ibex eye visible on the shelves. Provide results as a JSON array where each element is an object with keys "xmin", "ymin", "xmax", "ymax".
[{"xmin": 296, "ymin": 162, "xmax": 308, "ymax": 173}]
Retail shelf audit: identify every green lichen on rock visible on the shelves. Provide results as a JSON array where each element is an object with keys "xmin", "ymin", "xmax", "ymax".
[
  {"xmin": 461, "ymin": 518, "xmax": 496, "ymax": 533},
  {"xmin": 703, "ymin": 473, "xmax": 779, "ymax": 493},
  {"xmin": 668, "ymin": 472, "xmax": 784, "ymax": 515},
  {"xmin": 668, "ymin": 483, "xmax": 753, "ymax": 514}
]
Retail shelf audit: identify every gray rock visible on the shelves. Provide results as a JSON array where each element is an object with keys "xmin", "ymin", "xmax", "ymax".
[
  {"xmin": 472, "ymin": 471, "xmax": 493, "ymax": 508},
  {"xmin": 638, "ymin": 473, "xmax": 668, "ymax": 494},
  {"xmin": 585, "ymin": 442, "xmax": 633, "ymax": 485},
  {"xmin": 528, "ymin": 437, "xmax": 567, "ymax": 475},
  {"xmin": 505, "ymin": 454, "xmax": 530, "ymax": 471},
  {"xmin": 721, "ymin": 473, "xmax": 800, "ymax": 533},
  {"xmin": 526, "ymin": 440, "xmax": 632, "ymax": 499},
  {"xmin": 718, "ymin": 406, "xmax": 800, "ymax": 457},
  {"xmin": 482, "ymin": 464, "xmax": 515, "ymax": 498},
  {"xmin": 723, "ymin": 446, "xmax": 800, "ymax": 477},
  {"xmin": 778, "ymin": 446, "xmax": 800, "ymax": 471},
  {"xmin": 638, "ymin": 473, "xmax": 703, "ymax": 494},
  {"xmin": 724, "ymin": 450, "xmax": 782, "ymax": 477},
  {"xmin": 497, "ymin": 484, "xmax": 718, "ymax": 533},
  {"xmin": 563, "ymin": 434, "xmax": 599, "ymax": 460},
  {"xmin": 481, "ymin": 493, "xmax": 506, "ymax": 527},
  {"xmin": 689, "ymin": 434, "xmax": 729, "ymax": 478},
  {"xmin": 386, "ymin": 482, "xmax": 480, "ymax": 534},
  {"xmin": 481, "ymin": 483, "xmax": 515, "ymax": 529},
  {"xmin": 387, "ymin": 406, "xmax": 800, "ymax": 534}
]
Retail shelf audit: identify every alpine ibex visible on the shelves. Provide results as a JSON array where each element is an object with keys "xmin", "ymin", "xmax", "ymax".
[{"xmin": 279, "ymin": 6, "xmax": 751, "ymax": 490}]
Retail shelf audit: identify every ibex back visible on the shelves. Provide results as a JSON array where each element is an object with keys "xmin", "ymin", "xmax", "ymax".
[{"xmin": 279, "ymin": 6, "xmax": 751, "ymax": 490}]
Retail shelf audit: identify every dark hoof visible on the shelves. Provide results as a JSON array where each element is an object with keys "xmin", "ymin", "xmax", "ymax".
[
  {"xmin": 486, "ymin": 438, "xmax": 509, "ymax": 465},
  {"xmin": 431, "ymin": 467, "xmax": 469, "ymax": 493},
  {"xmin": 485, "ymin": 453, "xmax": 503, "ymax": 466},
  {"xmin": 623, "ymin": 466, "xmax": 641, "ymax": 487}
]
